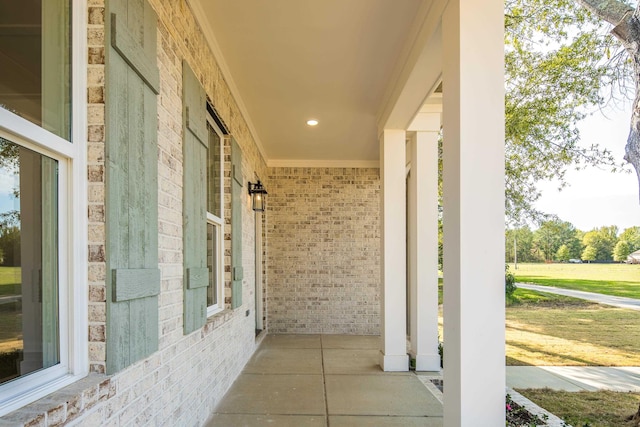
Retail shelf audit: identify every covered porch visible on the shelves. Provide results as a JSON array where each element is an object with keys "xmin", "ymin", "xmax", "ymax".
[
  {"xmin": 0, "ymin": 0, "xmax": 505, "ymax": 424},
  {"xmin": 192, "ymin": 0, "xmax": 505, "ymax": 424}
]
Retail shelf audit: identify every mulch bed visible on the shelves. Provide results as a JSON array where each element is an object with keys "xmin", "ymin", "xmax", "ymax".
[{"xmin": 507, "ymin": 395, "xmax": 545, "ymax": 426}]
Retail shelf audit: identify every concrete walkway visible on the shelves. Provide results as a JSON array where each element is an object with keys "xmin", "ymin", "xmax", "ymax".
[
  {"xmin": 507, "ymin": 366, "xmax": 640, "ymax": 391},
  {"xmin": 517, "ymin": 283, "xmax": 640, "ymax": 311},
  {"xmin": 206, "ymin": 335, "xmax": 443, "ymax": 426}
]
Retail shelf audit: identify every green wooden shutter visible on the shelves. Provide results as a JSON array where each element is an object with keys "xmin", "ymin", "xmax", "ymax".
[
  {"xmin": 105, "ymin": 0, "xmax": 160, "ymax": 374},
  {"xmin": 182, "ymin": 61, "xmax": 208, "ymax": 334},
  {"xmin": 231, "ymin": 138, "xmax": 243, "ymax": 309}
]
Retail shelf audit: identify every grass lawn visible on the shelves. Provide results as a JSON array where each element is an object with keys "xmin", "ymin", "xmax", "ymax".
[
  {"xmin": 506, "ymin": 289, "xmax": 640, "ymax": 366},
  {"xmin": 0, "ymin": 267, "xmax": 22, "ymax": 353},
  {"xmin": 517, "ymin": 389, "xmax": 640, "ymax": 427},
  {"xmin": 0, "ymin": 266, "xmax": 20, "ymax": 296},
  {"xmin": 510, "ymin": 262, "xmax": 640, "ymax": 299}
]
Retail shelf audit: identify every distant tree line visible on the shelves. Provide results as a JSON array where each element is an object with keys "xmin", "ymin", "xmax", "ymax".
[{"xmin": 506, "ymin": 220, "xmax": 640, "ymax": 263}]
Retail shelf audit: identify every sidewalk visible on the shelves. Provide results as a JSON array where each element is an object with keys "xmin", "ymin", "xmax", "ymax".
[
  {"xmin": 517, "ymin": 283, "xmax": 640, "ymax": 311},
  {"xmin": 507, "ymin": 366, "xmax": 640, "ymax": 391}
]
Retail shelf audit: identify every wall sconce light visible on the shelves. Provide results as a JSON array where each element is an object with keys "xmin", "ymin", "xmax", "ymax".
[{"xmin": 248, "ymin": 180, "xmax": 268, "ymax": 212}]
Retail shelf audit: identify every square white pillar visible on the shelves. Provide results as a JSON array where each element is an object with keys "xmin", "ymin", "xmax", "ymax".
[
  {"xmin": 379, "ymin": 129, "xmax": 409, "ymax": 372},
  {"xmin": 442, "ymin": 0, "xmax": 505, "ymax": 425},
  {"xmin": 408, "ymin": 129, "xmax": 441, "ymax": 372}
]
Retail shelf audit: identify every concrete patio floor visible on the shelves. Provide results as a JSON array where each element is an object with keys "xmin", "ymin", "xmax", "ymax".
[{"xmin": 206, "ymin": 334, "xmax": 443, "ymax": 426}]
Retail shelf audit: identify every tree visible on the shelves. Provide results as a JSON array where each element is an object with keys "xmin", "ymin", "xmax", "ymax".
[
  {"xmin": 505, "ymin": 0, "xmax": 623, "ymax": 222},
  {"xmin": 619, "ymin": 226, "xmax": 640, "ymax": 251},
  {"xmin": 0, "ymin": 226, "xmax": 20, "ymax": 266},
  {"xmin": 556, "ymin": 244, "xmax": 571, "ymax": 261},
  {"xmin": 582, "ymin": 225, "xmax": 618, "ymax": 261},
  {"xmin": 532, "ymin": 219, "xmax": 582, "ymax": 261},
  {"xmin": 533, "ymin": 221, "xmax": 561, "ymax": 262},
  {"xmin": 614, "ymin": 240, "xmax": 632, "ymax": 261},
  {"xmin": 576, "ymin": 1, "xmax": 640, "ymax": 201},
  {"xmin": 582, "ymin": 245, "xmax": 598, "ymax": 262},
  {"xmin": 506, "ymin": 226, "xmax": 538, "ymax": 263}
]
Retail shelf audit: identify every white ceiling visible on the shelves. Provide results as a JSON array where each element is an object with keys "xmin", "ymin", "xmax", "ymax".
[{"xmin": 191, "ymin": 0, "xmax": 428, "ymax": 166}]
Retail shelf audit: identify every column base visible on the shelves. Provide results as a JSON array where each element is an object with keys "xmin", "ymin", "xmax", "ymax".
[
  {"xmin": 379, "ymin": 351, "xmax": 409, "ymax": 372},
  {"xmin": 409, "ymin": 352, "xmax": 441, "ymax": 372}
]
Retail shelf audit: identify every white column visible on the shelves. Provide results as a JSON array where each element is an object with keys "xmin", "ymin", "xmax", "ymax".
[
  {"xmin": 407, "ymin": 112, "xmax": 441, "ymax": 371},
  {"xmin": 442, "ymin": 0, "xmax": 505, "ymax": 425},
  {"xmin": 379, "ymin": 129, "xmax": 408, "ymax": 372}
]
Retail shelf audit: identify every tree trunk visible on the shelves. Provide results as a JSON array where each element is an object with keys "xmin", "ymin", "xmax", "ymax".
[
  {"xmin": 576, "ymin": 0, "xmax": 640, "ymax": 202},
  {"xmin": 625, "ymin": 402, "xmax": 640, "ymax": 425}
]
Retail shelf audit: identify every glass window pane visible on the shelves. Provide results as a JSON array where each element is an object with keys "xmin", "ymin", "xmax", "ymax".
[
  {"xmin": 207, "ymin": 125, "xmax": 221, "ymax": 217},
  {"xmin": 207, "ymin": 223, "xmax": 218, "ymax": 307},
  {"xmin": 0, "ymin": 0, "xmax": 71, "ymax": 140},
  {"xmin": 0, "ymin": 137, "xmax": 59, "ymax": 385}
]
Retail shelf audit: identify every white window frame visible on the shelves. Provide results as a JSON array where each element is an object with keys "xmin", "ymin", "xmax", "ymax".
[
  {"xmin": 206, "ymin": 115, "xmax": 224, "ymax": 317},
  {"xmin": 0, "ymin": 0, "xmax": 87, "ymax": 416}
]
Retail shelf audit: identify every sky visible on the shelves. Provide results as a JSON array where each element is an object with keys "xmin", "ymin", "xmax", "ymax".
[
  {"xmin": 0, "ymin": 166, "xmax": 18, "ymax": 216},
  {"xmin": 534, "ymin": 101, "xmax": 640, "ymax": 232}
]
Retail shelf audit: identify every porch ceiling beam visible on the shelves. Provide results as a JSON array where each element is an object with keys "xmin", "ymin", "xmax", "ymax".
[{"xmin": 376, "ymin": 0, "xmax": 447, "ymax": 134}]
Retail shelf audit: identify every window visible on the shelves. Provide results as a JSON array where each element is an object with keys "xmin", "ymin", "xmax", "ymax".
[
  {"xmin": 0, "ymin": 0, "xmax": 71, "ymax": 140},
  {"xmin": 0, "ymin": 0, "xmax": 86, "ymax": 416},
  {"xmin": 206, "ymin": 117, "xmax": 224, "ymax": 314},
  {"xmin": 0, "ymin": 140, "xmax": 59, "ymax": 386}
]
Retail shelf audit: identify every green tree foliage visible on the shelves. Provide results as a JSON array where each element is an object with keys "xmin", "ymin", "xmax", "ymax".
[
  {"xmin": 0, "ymin": 138, "xmax": 19, "ymax": 172},
  {"xmin": 619, "ymin": 226, "xmax": 640, "ymax": 251},
  {"xmin": 582, "ymin": 225, "xmax": 618, "ymax": 261},
  {"xmin": 507, "ymin": 219, "xmax": 640, "ymax": 264},
  {"xmin": 582, "ymin": 245, "xmax": 598, "ymax": 262},
  {"xmin": 0, "ymin": 226, "xmax": 20, "ymax": 266},
  {"xmin": 505, "ymin": 0, "xmax": 623, "ymax": 222},
  {"xmin": 576, "ymin": 0, "xmax": 640, "ymax": 199},
  {"xmin": 556, "ymin": 244, "xmax": 571, "ymax": 261},
  {"xmin": 532, "ymin": 219, "xmax": 582, "ymax": 261},
  {"xmin": 505, "ymin": 225, "xmax": 539, "ymax": 263},
  {"xmin": 613, "ymin": 240, "xmax": 632, "ymax": 261}
]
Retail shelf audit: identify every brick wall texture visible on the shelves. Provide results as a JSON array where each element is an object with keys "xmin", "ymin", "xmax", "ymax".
[
  {"xmin": 267, "ymin": 167, "xmax": 381, "ymax": 335},
  {"xmin": 1, "ymin": 0, "xmax": 383, "ymax": 425}
]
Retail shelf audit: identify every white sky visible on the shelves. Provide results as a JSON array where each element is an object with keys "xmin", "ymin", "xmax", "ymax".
[{"xmin": 535, "ymin": 101, "xmax": 640, "ymax": 232}]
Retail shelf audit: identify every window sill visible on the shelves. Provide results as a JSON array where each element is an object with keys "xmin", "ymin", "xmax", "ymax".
[
  {"xmin": 202, "ymin": 308, "xmax": 235, "ymax": 336},
  {"xmin": 0, "ymin": 373, "xmax": 112, "ymax": 426}
]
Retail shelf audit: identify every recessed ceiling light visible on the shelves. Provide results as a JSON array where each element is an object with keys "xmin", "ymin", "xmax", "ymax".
[{"xmin": 306, "ymin": 119, "xmax": 319, "ymax": 126}]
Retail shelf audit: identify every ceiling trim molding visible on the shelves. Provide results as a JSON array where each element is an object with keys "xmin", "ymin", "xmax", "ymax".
[
  {"xmin": 267, "ymin": 159, "xmax": 380, "ymax": 169},
  {"xmin": 187, "ymin": 0, "xmax": 269, "ymax": 163}
]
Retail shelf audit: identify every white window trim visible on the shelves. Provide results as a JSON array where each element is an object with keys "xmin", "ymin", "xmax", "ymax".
[
  {"xmin": 206, "ymin": 116, "xmax": 224, "ymax": 317},
  {"xmin": 0, "ymin": 0, "xmax": 87, "ymax": 416},
  {"xmin": 206, "ymin": 213, "xmax": 224, "ymax": 317}
]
